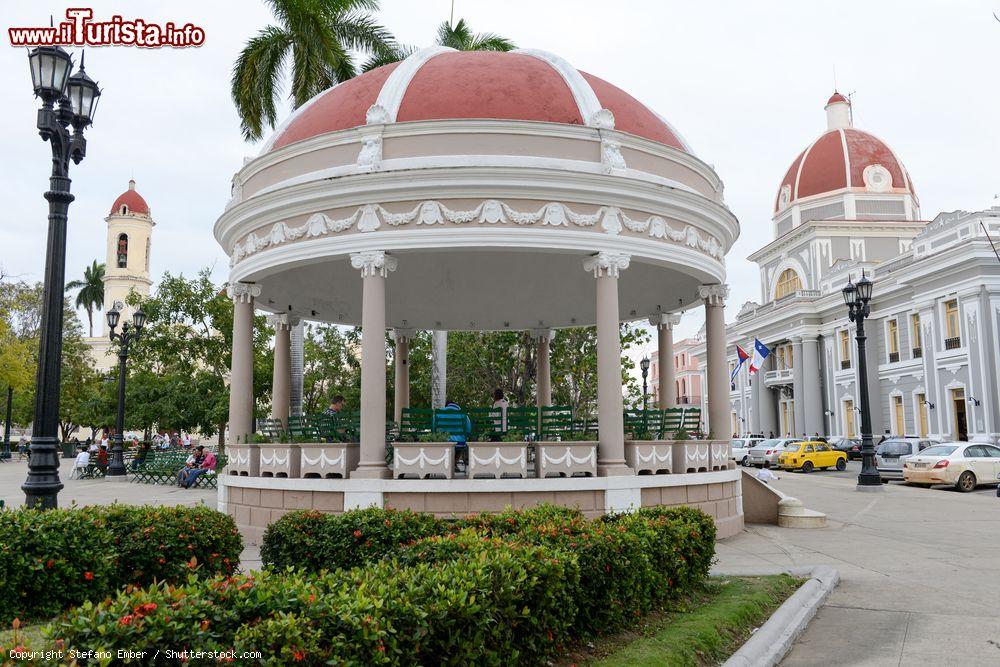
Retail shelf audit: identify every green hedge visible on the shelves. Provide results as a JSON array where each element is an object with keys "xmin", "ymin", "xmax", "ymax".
[
  {"xmin": 0, "ymin": 505, "xmax": 242, "ymax": 624},
  {"xmin": 28, "ymin": 534, "xmax": 577, "ymax": 665},
  {"xmin": 261, "ymin": 504, "xmax": 716, "ymax": 636}
]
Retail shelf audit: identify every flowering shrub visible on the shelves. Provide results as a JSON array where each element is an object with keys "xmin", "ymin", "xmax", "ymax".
[
  {"xmin": 28, "ymin": 535, "xmax": 576, "ymax": 666},
  {"xmin": 0, "ymin": 505, "xmax": 242, "ymax": 624},
  {"xmin": 260, "ymin": 507, "xmax": 447, "ymax": 572}
]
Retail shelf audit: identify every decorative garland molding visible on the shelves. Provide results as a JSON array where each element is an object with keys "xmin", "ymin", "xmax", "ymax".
[{"xmin": 230, "ymin": 200, "xmax": 725, "ymax": 267}]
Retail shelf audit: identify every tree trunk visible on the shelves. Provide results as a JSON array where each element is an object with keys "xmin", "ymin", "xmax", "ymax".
[
  {"xmin": 218, "ymin": 423, "xmax": 225, "ymax": 455},
  {"xmin": 86, "ymin": 308, "xmax": 94, "ymax": 338}
]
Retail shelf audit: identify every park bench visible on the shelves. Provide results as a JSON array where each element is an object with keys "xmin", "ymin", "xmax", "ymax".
[
  {"xmin": 506, "ymin": 406, "xmax": 538, "ymax": 438},
  {"xmin": 623, "ymin": 409, "xmax": 665, "ymax": 439},
  {"xmin": 681, "ymin": 406, "xmax": 703, "ymax": 436},
  {"xmin": 539, "ymin": 405, "xmax": 574, "ymax": 441},
  {"xmin": 131, "ymin": 449, "xmax": 227, "ymax": 489},
  {"xmin": 399, "ymin": 407, "xmax": 434, "ymax": 440},
  {"xmin": 467, "ymin": 407, "xmax": 503, "ymax": 441}
]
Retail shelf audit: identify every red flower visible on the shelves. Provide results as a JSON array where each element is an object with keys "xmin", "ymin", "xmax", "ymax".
[
  {"xmin": 118, "ymin": 614, "xmax": 134, "ymax": 626},
  {"xmin": 83, "ymin": 571, "xmax": 94, "ymax": 581},
  {"xmin": 308, "ymin": 594, "xmax": 315, "ymax": 603},
  {"xmin": 200, "ymin": 619, "xmax": 210, "ymax": 631},
  {"xmin": 292, "ymin": 650, "xmax": 305, "ymax": 662},
  {"xmin": 377, "ymin": 642, "xmax": 386, "ymax": 653},
  {"xmin": 46, "ymin": 559, "xmax": 54, "ymax": 569},
  {"xmin": 353, "ymin": 529, "xmax": 363, "ymax": 538}
]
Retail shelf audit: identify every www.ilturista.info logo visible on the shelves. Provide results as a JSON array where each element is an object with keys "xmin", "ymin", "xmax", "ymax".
[{"xmin": 9, "ymin": 8, "xmax": 205, "ymax": 48}]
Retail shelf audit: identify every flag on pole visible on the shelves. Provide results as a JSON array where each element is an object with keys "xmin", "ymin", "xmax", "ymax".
[
  {"xmin": 731, "ymin": 344, "xmax": 750, "ymax": 381},
  {"xmin": 749, "ymin": 338, "xmax": 771, "ymax": 374}
]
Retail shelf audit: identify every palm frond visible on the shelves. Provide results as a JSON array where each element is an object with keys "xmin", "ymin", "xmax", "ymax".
[
  {"xmin": 328, "ymin": 11, "xmax": 394, "ymax": 53},
  {"xmin": 467, "ymin": 33, "xmax": 515, "ymax": 52},
  {"xmin": 231, "ymin": 25, "xmax": 292, "ymax": 141},
  {"xmin": 362, "ymin": 42, "xmax": 416, "ymax": 71}
]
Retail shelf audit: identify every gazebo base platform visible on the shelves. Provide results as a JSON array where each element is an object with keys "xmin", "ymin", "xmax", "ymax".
[{"xmin": 220, "ymin": 468, "xmax": 744, "ymax": 546}]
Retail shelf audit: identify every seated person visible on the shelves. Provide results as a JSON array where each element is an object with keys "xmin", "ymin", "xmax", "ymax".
[
  {"xmin": 130, "ymin": 442, "xmax": 151, "ymax": 471},
  {"xmin": 180, "ymin": 446, "xmax": 217, "ymax": 489},
  {"xmin": 71, "ymin": 447, "xmax": 90, "ymax": 479},
  {"xmin": 95, "ymin": 446, "xmax": 109, "ymax": 470},
  {"xmin": 434, "ymin": 401, "xmax": 472, "ymax": 468},
  {"xmin": 177, "ymin": 450, "xmax": 205, "ymax": 487}
]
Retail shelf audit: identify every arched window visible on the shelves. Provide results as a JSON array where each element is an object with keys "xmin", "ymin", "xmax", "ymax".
[
  {"xmin": 117, "ymin": 233, "xmax": 128, "ymax": 268},
  {"xmin": 120, "ymin": 205, "xmax": 128, "ymax": 215},
  {"xmin": 775, "ymin": 268, "xmax": 802, "ymax": 299}
]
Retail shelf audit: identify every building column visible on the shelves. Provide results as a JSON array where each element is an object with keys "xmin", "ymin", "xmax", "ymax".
[
  {"xmin": 533, "ymin": 329, "xmax": 553, "ymax": 408},
  {"xmin": 749, "ymin": 362, "xmax": 762, "ymax": 434},
  {"xmin": 650, "ymin": 313, "xmax": 682, "ymax": 409},
  {"xmin": 758, "ymin": 353, "xmax": 779, "ymax": 437},
  {"xmin": 289, "ymin": 322, "xmax": 305, "ymax": 417},
  {"xmin": 791, "ymin": 337, "xmax": 805, "ymax": 438},
  {"xmin": 584, "ymin": 252, "xmax": 632, "ymax": 476},
  {"xmin": 350, "ymin": 251, "xmax": 397, "ymax": 479},
  {"xmin": 700, "ymin": 284, "xmax": 730, "ymax": 439},
  {"xmin": 431, "ymin": 330, "xmax": 447, "ymax": 409},
  {"xmin": 269, "ymin": 314, "xmax": 293, "ymax": 428},
  {"xmin": 801, "ymin": 336, "xmax": 824, "ymax": 436},
  {"xmin": 227, "ymin": 282, "xmax": 260, "ymax": 445},
  {"xmin": 393, "ymin": 328, "xmax": 413, "ymax": 425}
]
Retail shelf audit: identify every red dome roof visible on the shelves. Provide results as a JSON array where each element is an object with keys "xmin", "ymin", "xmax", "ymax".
[
  {"xmin": 110, "ymin": 180, "xmax": 149, "ymax": 216},
  {"xmin": 774, "ymin": 98, "xmax": 914, "ymax": 213},
  {"xmin": 264, "ymin": 49, "xmax": 690, "ymax": 153}
]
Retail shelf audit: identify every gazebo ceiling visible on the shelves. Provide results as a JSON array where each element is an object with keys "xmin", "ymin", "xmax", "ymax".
[{"xmin": 247, "ymin": 249, "xmax": 705, "ymax": 331}]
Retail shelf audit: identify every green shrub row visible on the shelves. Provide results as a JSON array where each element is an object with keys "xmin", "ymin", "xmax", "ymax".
[
  {"xmin": 0, "ymin": 505, "xmax": 242, "ymax": 624},
  {"xmin": 20, "ymin": 534, "xmax": 577, "ymax": 666},
  {"xmin": 260, "ymin": 503, "xmax": 716, "ymax": 635}
]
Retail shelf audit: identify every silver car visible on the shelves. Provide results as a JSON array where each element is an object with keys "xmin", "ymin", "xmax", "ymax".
[
  {"xmin": 876, "ymin": 438, "xmax": 939, "ymax": 481},
  {"xmin": 747, "ymin": 438, "xmax": 802, "ymax": 467}
]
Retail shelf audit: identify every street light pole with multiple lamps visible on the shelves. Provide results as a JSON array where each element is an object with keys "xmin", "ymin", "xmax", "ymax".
[
  {"xmin": 842, "ymin": 271, "xmax": 882, "ymax": 490},
  {"xmin": 105, "ymin": 305, "xmax": 145, "ymax": 476},
  {"xmin": 21, "ymin": 46, "xmax": 101, "ymax": 509}
]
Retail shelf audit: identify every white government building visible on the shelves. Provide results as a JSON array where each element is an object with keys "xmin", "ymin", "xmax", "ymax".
[{"xmin": 677, "ymin": 93, "xmax": 1000, "ymax": 443}]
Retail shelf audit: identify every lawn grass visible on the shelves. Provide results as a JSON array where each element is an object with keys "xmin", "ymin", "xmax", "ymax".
[{"xmin": 559, "ymin": 575, "xmax": 801, "ymax": 666}]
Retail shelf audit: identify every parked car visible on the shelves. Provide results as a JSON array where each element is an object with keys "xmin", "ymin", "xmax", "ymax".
[
  {"xmin": 903, "ymin": 443, "xmax": 1000, "ymax": 491},
  {"xmin": 747, "ymin": 438, "xmax": 803, "ymax": 467},
  {"xmin": 829, "ymin": 436, "xmax": 862, "ymax": 460},
  {"xmin": 729, "ymin": 437, "xmax": 764, "ymax": 466},
  {"xmin": 778, "ymin": 441, "xmax": 847, "ymax": 472},
  {"xmin": 875, "ymin": 438, "xmax": 939, "ymax": 481}
]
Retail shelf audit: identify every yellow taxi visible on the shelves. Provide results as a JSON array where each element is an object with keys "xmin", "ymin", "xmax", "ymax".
[{"xmin": 778, "ymin": 441, "xmax": 847, "ymax": 472}]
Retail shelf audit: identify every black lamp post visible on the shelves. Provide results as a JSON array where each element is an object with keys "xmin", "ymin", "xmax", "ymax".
[
  {"xmin": 106, "ymin": 305, "xmax": 145, "ymax": 476},
  {"xmin": 22, "ymin": 47, "xmax": 101, "ymax": 508},
  {"xmin": 842, "ymin": 271, "xmax": 881, "ymax": 489},
  {"xmin": 2, "ymin": 386, "xmax": 12, "ymax": 460},
  {"xmin": 640, "ymin": 356, "xmax": 651, "ymax": 432}
]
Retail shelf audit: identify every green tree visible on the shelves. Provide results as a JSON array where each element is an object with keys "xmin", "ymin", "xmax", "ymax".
[
  {"xmin": 232, "ymin": 0, "xmax": 394, "ymax": 141},
  {"xmin": 363, "ymin": 17, "xmax": 516, "ymax": 71},
  {"xmin": 302, "ymin": 324, "xmax": 361, "ymax": 413},
  {"xmin": 57, "ymin": 314, "xmax": 102, "ymax": 440},
  {"xmin": 124, "ymin": 270, "xmax": 272, "ymax": 447},
  {"xmin": 65, "ymin": 260, "xmax": 105, "ymax": 337}
]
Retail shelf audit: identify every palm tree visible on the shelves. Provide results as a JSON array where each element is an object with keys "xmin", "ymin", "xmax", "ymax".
[
  {"xmin": 362, "ymin": 18, "xmax": 515, "ymax": 71},
  {"xmin": 232, "ymin": 0, "xmax": 395, "ymax": 141},
  {"xmin": 65, "ymin": 260, "xmax": 105, "ymax": 337}
]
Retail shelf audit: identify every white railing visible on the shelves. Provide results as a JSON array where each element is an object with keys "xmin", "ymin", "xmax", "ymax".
[{"xmin": 764, "ymin": 369, "xmax": 793, "ymax": 385}]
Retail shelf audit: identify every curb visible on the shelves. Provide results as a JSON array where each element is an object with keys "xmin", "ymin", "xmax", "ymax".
[{"xmin": 720, "ymin": 565, "xmax": 840, "ymax": 667}]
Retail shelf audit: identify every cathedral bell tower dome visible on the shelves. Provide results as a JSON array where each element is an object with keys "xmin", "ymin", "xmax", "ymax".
[{"xmin": 103, "ymin": 179, "xmax": 154, "ymax": 332}]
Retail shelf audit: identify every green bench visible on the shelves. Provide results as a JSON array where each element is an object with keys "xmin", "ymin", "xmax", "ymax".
[
  {"xmin": 399, "ymin": 407, "xmax": 434, "ymax": 440},
  {"xmin": 623, "ymin": 409, "xmax": 665, "ymax": 439},
  {"xmin": 506, "ymin": 406, "xmax": 538, "ymax": 438},
  {"xmin": 539, "ymin": 405, "xmax": 574, "ymax": 440},
  {"xmin": 131, "ymin": 449, "xmax": 227, "ymax": 489}
]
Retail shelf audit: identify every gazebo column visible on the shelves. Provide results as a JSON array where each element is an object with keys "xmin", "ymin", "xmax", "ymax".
[
  {"xmin": 269, "ymin": 314, "xmax": 293, "ymax": 429},
  {"xmin": 351, "ymin": 251, "xmax": 397, "ymax": 479},
  {"xmin": 227, "ymin": 282, "xmax": 260, "ymax": 445},
  {"xmin": 584, "ymin": 252, "xmax": 633, "ymax": 476},
  {"xmin": 533, "ymin": 329, "xmax": 553, "ymax": 408},
  {"xmin": 700, "ymin": 284, "xmax": 730, "ymax": 439},
  {"xmin": 650, "ymin": 313, "xmax": 682, "ymax": 409},
  {"xmin": 393, "ymin": 328, "xmax": 413, "ymax": 425}
]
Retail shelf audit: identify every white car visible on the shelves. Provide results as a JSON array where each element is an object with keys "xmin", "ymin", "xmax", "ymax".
[
  {"xmin": 729, "ymin": 437, "xmax": 763, "ymax": 466},
  {"xmin": 747, "ymin": 438, "xmax": 803, "ymax": 468},
  {"xmin": 902, "ymin": 442, "xmax": 1000, "ymax": 492}
]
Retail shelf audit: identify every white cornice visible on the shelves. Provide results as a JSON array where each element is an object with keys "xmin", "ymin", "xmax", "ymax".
[
  {"xmin": 747, "ymin": 219, "xmax": 925, "ymax": 263},
  {"xmin": 216, "ymin": 166, "xmax": 739, "ymax": 253}
]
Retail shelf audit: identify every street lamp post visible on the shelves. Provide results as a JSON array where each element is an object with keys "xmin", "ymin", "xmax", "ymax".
[
  {"xmin": 640, "ymin": 356, "xmax": 651, "ymax": 432},
  {"xmin": 2, "ymin": 386, "xmax": 12, "ymax": 460},
  {"xmin": 842, "ymin": 271, "xmax": 881, "ymax": 490},
  {"xmin": 106, "ymin": 305, "xmax": 145, "ymax": 476},
  {"xmin": 22, "ymin": 47, "xmax": 101, "ymax": 508}
]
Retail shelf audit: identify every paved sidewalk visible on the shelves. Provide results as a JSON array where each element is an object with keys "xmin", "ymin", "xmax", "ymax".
[
  {"xmin": 714, "ymin": 471, "xmax": 1000, "ymax": 666},
  {"xmin": 0, "ymin": 458, "xmax": 215, "ymax": 509}
]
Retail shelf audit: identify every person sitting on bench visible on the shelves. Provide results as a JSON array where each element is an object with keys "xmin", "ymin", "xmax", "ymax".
[{"xmin": 180, "ymin": 446, "xmax": 216, "ymax": 488}]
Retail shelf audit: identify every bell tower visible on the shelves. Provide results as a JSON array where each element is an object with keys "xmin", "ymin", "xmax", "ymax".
[{"xmin": 103, "ymin": 179, "xmax": 153, "ymax": 332}]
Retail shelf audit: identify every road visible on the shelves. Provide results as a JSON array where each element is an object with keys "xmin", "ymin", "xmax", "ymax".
[
  {"xmin": 785, "ymin": 459, "xmax": 999, "ymax": 497},
  {"xmin": 716, "ymin": 463, "xmax": 1000, "ymax": 666}
]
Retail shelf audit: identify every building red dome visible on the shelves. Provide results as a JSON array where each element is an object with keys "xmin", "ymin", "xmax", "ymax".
[
  {"xmin": 264, "ymin": 48, "xmax": 691, "ymax": 154},
  {"xmin": 774, "ymin": 94, "xmax": 915, "ymax": 213},
  {"xmin": 110, "ymin": 179, "xmax": 150, "ymax": 216}
]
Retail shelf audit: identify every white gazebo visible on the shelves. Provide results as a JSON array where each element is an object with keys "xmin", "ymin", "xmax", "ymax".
[{"xmin": 215, "ymin": 47, "xmax": 742, "ymax": 542}]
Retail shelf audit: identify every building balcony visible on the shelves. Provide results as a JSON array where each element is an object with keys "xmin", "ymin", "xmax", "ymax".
[
  {"xmin": 944, "ymin": 337, "xmax": 961, "ymax": 350},
  {"xmin": 888, "ymin": 351, "xmax": 900, "ymax": 363},
  {"xmin": 912, "ymin": 347, "xmax": 922, "ymax": 359},
  {"xmin": 840, "ymin": 359, "xmax": 851, "ymax": 370},
  {"xmin": 677, "ymin": 395, "xmax": 691, "ymax": 405},
  {"xmin": 763, "ymin": 368, "xmax": 793, "ymax": 387}
]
